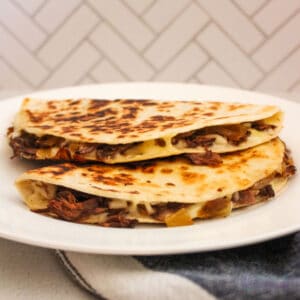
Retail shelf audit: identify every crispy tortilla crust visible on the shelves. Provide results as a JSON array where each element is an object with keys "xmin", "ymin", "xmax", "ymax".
[
  {"xmin": 8, "ymin": 98, "xmax": 282, "ymax": 163},
  {"xmin": 15, "ymin": 138, "xmax": 296, "ymax": 227}
]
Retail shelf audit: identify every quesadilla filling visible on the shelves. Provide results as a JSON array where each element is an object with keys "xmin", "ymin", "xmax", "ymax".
[
  {"xmin": 26, "ymin": 148, "xmax": 295, "ymax": 228},
  {"xmin": 8, "ymin": 118, "xmax": 277, "ymax": 166}
]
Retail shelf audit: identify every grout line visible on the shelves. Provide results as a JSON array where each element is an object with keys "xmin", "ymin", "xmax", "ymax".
[
  {"xmin": 36, "ymin": 18, "xmax": 101, "ymax": 88},
  {"xmin": 250, "ymin": 9, "xmax": 300, "ymax": 58},
  {"xmin": 0, "ymin": 20, "xmax": 50, "ymax": 68},
  {"xmin": 141, "ymin": 0, "xmax": 157, "ymax": 16},
  {"xmin": 0, "ymin": 56, "xmax": 34, "ymax": 88},
  {"xmin": 74, "ymin": 56, "xmax": 103, "ymax": 85},
  {"xmin": 230, "ymin": 0, "xmax": 267, "ymax": 39},
  {"xmin": 84, "ymin": 0, "xmax": 103, "ymax": 20},
  {"xmin": 97, "ymin": 21, "xmax": 157, "ymax": 71},
  {"xmin": 33, "ymin": 1, "xmax": 85, "ymax": 54},
  {"xmin": 194, "ymin": 38, "xmax": 245, "ymax": 88},
  {"xmin": 250, "ymin": 0, "xmax": 270, "ymax": 17},
  {"xmin": 11, "ymin": 0, "xmax": 49, "ymax": 35},
  {"xmin": 141, "ymin": 0, "xmax": 194, "ymax": 54},
  {"xmin": 288, "ymin": 79, "xmax": 300, "ymax": 92},
  {"xmin": 197, "ymin": 10, "xmax": 267, "ymax": 76},
  {"xmin": 150, "ymin": 38, "xmax": 209, "ymax": 81},
  {"xmin": 87, "ymin": 38, "xmax": 132, "ymax": 81},
  {"xmin": 149, "ymin": 41, "xmax": 195, "ymax": 80},
  {"xmin": 142, "ymin": 1, "xmax": 210, "ymax": 71},
  {"xmin": 87, "ymin": 0, "xmax": 155, "ymax": 54},
  {"xmin": 185, "ymin": 57, "xmax": 211, "ymax": 82},
  {"xmin": 194, "ymin": 32, "xmax": 213, "ymax": 60},
  {"xmin": 32, "ymin": 0, "xmax": 49, "ymax": 17},
  {"xmin": 253, "ymin": 45, "xmax": 300, "ymax": 88},
  {"xmin": 121, "ymin": 0, "xmax": 157, "ymax": 35},
  {"xmin": 254, "ymin": 44, "xmax": 300, "ymax": 88}
]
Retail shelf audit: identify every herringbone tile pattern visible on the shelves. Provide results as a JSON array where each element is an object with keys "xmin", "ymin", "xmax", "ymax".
[{"xmin": 0, "ymin": 0, "xmax": 299, "ymax": 92}]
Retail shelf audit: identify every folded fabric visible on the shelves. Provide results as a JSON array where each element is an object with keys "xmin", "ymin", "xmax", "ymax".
[{"xmin": 57, "ymin": 232, "xmax": 300, "ymax": 300}]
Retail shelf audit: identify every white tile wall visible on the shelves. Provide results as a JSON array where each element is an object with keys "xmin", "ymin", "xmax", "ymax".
[{"xmin": 0, "ymin": 0, "xmax": 299, "ymax": 92}]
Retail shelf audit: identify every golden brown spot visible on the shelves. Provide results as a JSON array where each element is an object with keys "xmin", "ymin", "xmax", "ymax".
[
  {"xmin": 88, "ymin": 100, "xmax": 109, "ymax": 110},
  {"xmin": 193, "ymin": 106, "xmax": 201, "ymax": 111},
  {"xmin": 101, "ymin": 178, "xmax": 118, "ymax": 186},
  {"xmin": 37, "ymin": 125, "xmax": 52, "ymax": 129},
  {"xmin": 70, "ymin": 133, "xmax": 82, "ymax": 136},
  {"xmin": 166, "ymin": 182, "xmax": 175, "ymax": 186},
  {"xmin": 62, "ymin": 126, "xmax": 74, "ymax": 133},
  {"xmin": 239, "ymin": 179, "xmax": 251, "ymax": 186},
  {"xmin": 142, "ymin": 166, "xmax": 155, "ymax": 174},
  {"xmin": 181, "ymin": 171, "xmax": 204, "ymax": 184},
  {"xmin": 47, "ymin": 101, "xmax": 57, "ymax": 110},
  {"xmin": 34, "ymin": 163, "xmax": 75, "ymax": 176},
  {"xmin": 150, "ymin": 115, "xmax": 176, "ymax": 122},
  {"xmin": 69, "ymin": 100, "xmax": 80, "ymax": 106},
  {"xmin": 26, "ymin": 110, "xmax": 47, "ymax": 123},
  {"xmin": 129, "ymin": 191, "xmax": 139, "ymax": 194},
  {"xmin": 161, "ymin": 168, "xmax": 173, "ymax": 174},
  {"xmin": 122, "ymin": 106, "xmax": 139, "ymax": 119},
  {"xmin": 93, "ymin": 172, "xmax": 135, "ymax": 186}
]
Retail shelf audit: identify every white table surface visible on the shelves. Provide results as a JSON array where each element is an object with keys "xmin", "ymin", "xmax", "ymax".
[
  {"xmin": 0, "ymin": 89, "xmax": 298, "ymax": 299},
  {"xmin": 0, "ymin": 90, "xmax": 95, "ymax": 300}
]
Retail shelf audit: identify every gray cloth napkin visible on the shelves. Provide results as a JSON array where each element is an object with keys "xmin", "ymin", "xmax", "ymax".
[{"xmin": 57, "ymin": 232, "xmax": 300, "ymax": 300}]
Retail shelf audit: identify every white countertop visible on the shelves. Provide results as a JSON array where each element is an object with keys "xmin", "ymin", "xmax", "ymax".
[
  {"xmin": 0, "ymin": 90, "xmax": 95, "ymax": 299},
  {"xmin": 0, "ymin": 239, "xmax": 94, "ymax": 299},
  {"xmin": 0, "ymin": 89, "xmax": 298, "ymax": 299}
]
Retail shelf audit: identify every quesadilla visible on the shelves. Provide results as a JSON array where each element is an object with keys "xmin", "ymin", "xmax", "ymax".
[
  {"xmin": 15, "ymin": 138, "xmax": 296, "ymax": 227},
  {"xmin": 8, "ymin": 98, "xmax": 282, "ymax": 165}
]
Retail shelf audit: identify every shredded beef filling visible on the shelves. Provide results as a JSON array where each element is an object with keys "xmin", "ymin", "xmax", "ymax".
[
  {"xmin": 172, "ymin": 132, "xmax": 216, "ymax": 148},
  {"xmin": 42, "ymin": 187, "xmax": 137, "ymax": 228},
  {"xmin": 251, "ymin": 122, "xmax": 276, "ymax": 131},
  {"xmin": 8, "ymin": 129, "xmax": 140, "ymax": 161},
  {"xmin": 172, "ymin": 121, "xmax": 276, "ymax": 148},
  {"xmin": 282, "ymin": 147, "xmax": 297, "ymax": 177},
  {"xmin": 185, "ymin": 151, "xmax": 222, "ymax": 167},
  {"xmin": 232, "ymin": 148, "xmax": 296, "ymax": 208},
  {"xmin": 8, "ymin": 130, "xmax": 39, "ymax": 159}
]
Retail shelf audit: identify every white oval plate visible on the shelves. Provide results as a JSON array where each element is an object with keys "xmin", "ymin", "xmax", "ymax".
[{"xmin": 0, "ymin": 82, "xmax": 299, "ymax": 255}]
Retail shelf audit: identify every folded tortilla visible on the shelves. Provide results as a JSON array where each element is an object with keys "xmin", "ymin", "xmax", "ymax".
[
  {"xmin": 15, "ymin": 138, "xmax": 296, "ymax": 227},
  {"xmin": 8, "ymin": 98, "xmax": 283, "ymax": 164}
]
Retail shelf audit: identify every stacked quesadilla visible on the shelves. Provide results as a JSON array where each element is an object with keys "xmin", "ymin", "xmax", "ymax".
[{"xmin": 9, "ymin": 98, "xmax": 296, "ymax": 227}]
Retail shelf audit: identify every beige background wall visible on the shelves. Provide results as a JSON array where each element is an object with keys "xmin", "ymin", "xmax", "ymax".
[{"xmin": 0, "ymin": 0, "xmax": 299, "ymax": 92}]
